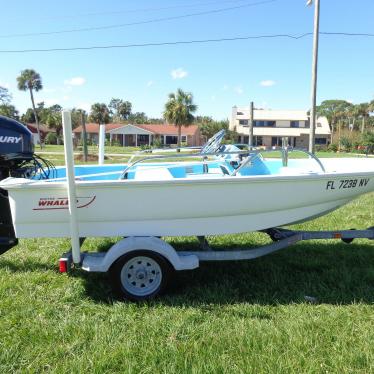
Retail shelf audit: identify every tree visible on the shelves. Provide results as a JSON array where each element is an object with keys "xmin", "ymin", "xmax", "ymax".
[
  {"xmin": 89, "ymin": 103, "xmax": 111, "ymax": 124},
  {"xmin": 45, "ymin": 105, "xmax": 63, "ymax": 144},
  {"xmin": 317, "ymin": 100, "xmax": 353, "ymax": 142},
  {"xmin": 198, "ymin": 118, "xmax": 229, "ymax": 140},
  {"xmin": 109, "ymin": 98, "xmax": 132, "ymax": 121},
  {"xmin": 128, "ymin": 112, "xmax": 148, "ymax": 124},
  {"xmin": 355, "ymin": 103, "xmax": 371, "ymax": 133},
  {"xmin": 0, "ymin": 86, "xmax": 11, "ymax": 104},
  {"xmin": 0, "ymin": 104, "xmax": 19, "ymax": 119},
  {"xmin": 317, "ymin": 100, "xmax": 353, "ymax": 127},
  {"xmin": 17, "ymin": 69, "xmax": 43, "ymax": 148},
  {"xmin": 163, "ymin": 88, "xmax": 197, "ymax": 148}
]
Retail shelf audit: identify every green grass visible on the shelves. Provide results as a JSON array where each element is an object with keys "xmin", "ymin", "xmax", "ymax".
[{"xmin": 0, "ymin": 183, "xmax": 373, "ymax": 373}]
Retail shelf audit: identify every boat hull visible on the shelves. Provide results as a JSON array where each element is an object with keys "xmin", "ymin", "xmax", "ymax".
[{"xmin": 4, "ymin": 166, "xmax": 374, "ymax": 238}]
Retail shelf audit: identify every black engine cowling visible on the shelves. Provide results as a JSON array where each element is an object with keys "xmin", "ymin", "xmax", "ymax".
[{"xmin": 0, "ymin": 115, "xmax": 34, "ymax": 254}]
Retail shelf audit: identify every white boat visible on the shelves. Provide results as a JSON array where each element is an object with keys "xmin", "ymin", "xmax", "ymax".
[{"xmin": 1, "ymin": 144, "xmax": 373, "ymax": 239}]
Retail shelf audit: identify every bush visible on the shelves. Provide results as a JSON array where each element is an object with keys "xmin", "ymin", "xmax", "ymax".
[
  {"xmin": 45, "ymin": 132, "xmax": 63, "ymax": 145},
  {"xmin": 152, "ymin": 138, "xmax": 162, "ymax": 148},
  {"xmin": 362, "ymin": 131, "xmax": 374, "ymax": 147},
  {"xmin": 328, "ymin": 143, "xmax": 338, "ymax": 152},
  {"xmin": 315, "ymin": 145, "xmax": 327, "ymax": 152},
  {"xmin": 340, "ymin": 136, "xmax": 352, "ymax": 152}
]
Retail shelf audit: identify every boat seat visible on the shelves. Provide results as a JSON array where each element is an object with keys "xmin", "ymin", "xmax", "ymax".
[{"xmin": 134, "ymin": 167, "xmax": 174, "ymax": 181}]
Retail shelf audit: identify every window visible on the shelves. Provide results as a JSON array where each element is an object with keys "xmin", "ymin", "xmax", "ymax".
[
  {"xmin": 290, "ymin": 121, "xmax": 299, "ymax": 128},
  {"xmin": 237, "ymin": 111, "xmax": 244, "ymax": 115},
  {"xmin": 181, "ymin": 135, "xmax": 187, "ymax": 143},
  {"xmin": 254, "ymin": 136, "xmax": 263, "ymax": 146},
  {"xmin": 239, "ymin": 119, "xmax": 248, "ymax": 126},
  {"xmin": 317, "ymin": 122, "xmax": 322, "ymax": 127},
  {"xmin": 253, "ymin": 121, "xmax": 275, "ymax": 127},
  {"xmin": 165, "ymin": 136, "xmax": 178, "ymax": 145},
  {"xmin": 265, "ymin": 121, "xmax": 275, "ymax": 127},
  {"xmin": 315, "ymin": 138, "xmax": 327, "ymax": 145}
]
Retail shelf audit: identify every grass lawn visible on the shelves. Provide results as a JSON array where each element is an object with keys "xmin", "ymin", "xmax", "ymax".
[{"xmin": 0, "ymin": 180, "xmax": 373, "ymax": 373}]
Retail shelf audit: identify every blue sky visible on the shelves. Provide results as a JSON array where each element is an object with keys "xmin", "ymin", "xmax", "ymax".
[{"xmin": 0, "ymin": 0, "xmax": 373, "ymax": 120}]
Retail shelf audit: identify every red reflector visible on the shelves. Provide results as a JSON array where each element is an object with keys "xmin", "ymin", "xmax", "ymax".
[
  {"xmin": 333, "ymin": 233, "xmax": 342, "ymax": 239},
  {"xmin": 59, "ymin": 259, "xmax": 68, "ymax": 273}
]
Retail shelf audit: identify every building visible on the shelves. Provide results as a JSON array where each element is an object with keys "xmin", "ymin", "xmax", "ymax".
[
  {"xmin": 25, "ymin": 123, "xmax": 54, "ymax": 144},
  {"xmin": 73, "ymin": 123, "xmax": 204, "ymax": 147},
  {"xmin": 230, "ymin": 107, "xmax": 331, "ymax": 148}
]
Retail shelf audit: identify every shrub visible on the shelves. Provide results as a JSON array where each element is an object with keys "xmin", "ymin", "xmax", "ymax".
[
  {"xmin": 45, "ymin": 132, "xmax": 63, "ymax": 145},
  {"xmin": 340, "ymin": 136, "xmax": 352, "ymax": 152},
  {"xmin": 152, "ymin": 138, "xmax": 162, "ymax": 148},
  {"xmin": 328, "ymin": 143, "xmax": 338, "ymax": 152},
  {"xmin": 362, "ymin": 131, "xmax": 374, "ymax": 147}
]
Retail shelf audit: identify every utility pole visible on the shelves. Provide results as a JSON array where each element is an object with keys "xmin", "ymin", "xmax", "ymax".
[
  {"xmin": 308, "ymin": 0, "xmax": 320, "ymax": 154},
  {"xmin": 248, "ymin": 101, "xmax": 254, "ymax": 149}
]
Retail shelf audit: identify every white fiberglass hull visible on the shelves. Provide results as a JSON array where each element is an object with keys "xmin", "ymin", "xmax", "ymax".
[{"xmin": 2, "ymin": 158, "xmax": 374, "ymax": 238}]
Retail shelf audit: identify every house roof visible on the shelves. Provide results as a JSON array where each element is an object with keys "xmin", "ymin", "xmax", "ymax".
[
  {"xmin": 26, "ymin": 123, "xmax": 54, "ymax": 133},
  {"xmin": 73, "ymin": 123, "xmax": 199, "ymax": 136}
]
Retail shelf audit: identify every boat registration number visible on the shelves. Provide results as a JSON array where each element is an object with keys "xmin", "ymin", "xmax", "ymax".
[{"xmin": 326, "ymin": 178, "xmax": 370, "ymax": 190}]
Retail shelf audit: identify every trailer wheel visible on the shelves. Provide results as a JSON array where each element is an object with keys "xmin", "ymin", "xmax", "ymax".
[{"xmin": 110, "ymin": 250, "xmax": 173, "ymax": 301}]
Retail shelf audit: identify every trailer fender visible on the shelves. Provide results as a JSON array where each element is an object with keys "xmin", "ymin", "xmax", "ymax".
[{"xmin": 81, "ymin": 236, "xmax": 199, "ymax": 273}]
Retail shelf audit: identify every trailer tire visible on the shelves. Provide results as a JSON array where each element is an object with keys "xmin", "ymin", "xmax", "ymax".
[{"xmin": 110, "ymin": 250, "xmax": 174, "ymax": 301}]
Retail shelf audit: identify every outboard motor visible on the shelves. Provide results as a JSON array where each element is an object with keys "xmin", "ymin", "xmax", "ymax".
[{"xmin": 0, "ymin": 116, "xmax": 35, "ymax": 254}]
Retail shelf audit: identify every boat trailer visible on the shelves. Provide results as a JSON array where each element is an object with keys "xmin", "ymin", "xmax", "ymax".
[{"xmin": 58, "ymin": 226, "xmax": 374, "ymax": 301}]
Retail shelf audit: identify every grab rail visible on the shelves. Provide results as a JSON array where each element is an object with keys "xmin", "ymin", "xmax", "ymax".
[
  {"xmin": 119, "ymin": 150, "xmax": 251, "ymax": 179},
  {"xmin": 119, "ymin": 147, "xmax": 326, "ymax": 179}
]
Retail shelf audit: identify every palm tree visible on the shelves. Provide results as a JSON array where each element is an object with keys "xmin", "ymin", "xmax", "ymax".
[
  {"xmin": 89, "ymin": 103, "xmax": 111, "ymax": 125},
  {"xmin": 355, "ymin": 103, "xmax": 370, "ymax": 133},
  {"xmin": 17, "ymin": 69, "xmax": 43, "ymax": 148},
  {"xmin": 163, "ymin": 88, "xmax": 197, "ymax": 148},
  {"xmin": 89, "ymin": 103, "xmax": 110, "ymax": 146}
]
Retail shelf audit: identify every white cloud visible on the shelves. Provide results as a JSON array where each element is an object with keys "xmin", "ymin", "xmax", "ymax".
[
  {"xmin": 222, "ymin": 84, "xmax": 229, "ymax": 91},
  {"xmin": 234, "ymin": 86, "xmax": 244, "ymax": 95},
  {"xmin": 170, "ymin": 68, "xmax": 188, "ymax": 80},
  {"xmin": 64, "ymin": 77, "xmax": 86, "ymax": 86},
  {"xmin": 260, "ymin": 80, "xmax": 276, "ymax": 87},
  {"xmin": 0, "ymin": 81, "xmax": 10, "ymax": 89},
  {"xmin": 147, "ymin": 80, "xmax": 154, "ymax": 87},
  {"xmin": 62, "ymin": 95, "xmax": 70, "ymax": 101}
]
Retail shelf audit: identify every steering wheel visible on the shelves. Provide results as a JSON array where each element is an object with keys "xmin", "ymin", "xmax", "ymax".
[{"xmin": 200, "ymin": 129, "xmax": 226, "ymax": 154}]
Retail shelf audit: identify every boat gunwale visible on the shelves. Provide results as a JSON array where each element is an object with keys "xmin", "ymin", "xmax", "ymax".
[{"xmin": 2, "ymin": 169, "xmax": 374, "ymax": 191}]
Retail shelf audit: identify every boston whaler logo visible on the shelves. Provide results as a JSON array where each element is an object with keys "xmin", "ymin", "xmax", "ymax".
[
  {"xmin": 0, "ymin": 136, "xmax": 22, "ymax": 144},
  {"xmin": 33, "ymin": 196, "xmax": 96, "ymax": 210}
]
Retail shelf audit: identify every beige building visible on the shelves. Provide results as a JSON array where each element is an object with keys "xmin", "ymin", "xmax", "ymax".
[{"xmin": 230, "ymin": 107, "xmax": 331, "ymax": 148}]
